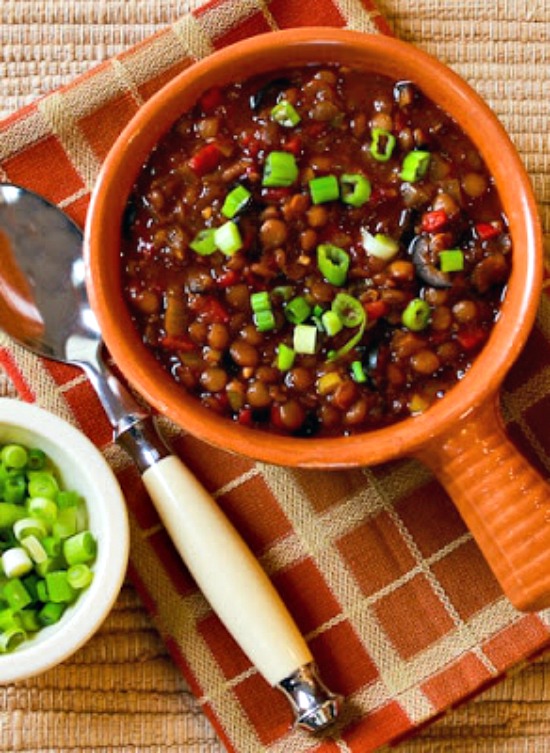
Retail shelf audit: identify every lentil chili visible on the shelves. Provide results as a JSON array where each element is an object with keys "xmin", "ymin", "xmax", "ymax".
[{"xmin": 121, "ymin": 65, "xmax": 511, "ymax": 437}]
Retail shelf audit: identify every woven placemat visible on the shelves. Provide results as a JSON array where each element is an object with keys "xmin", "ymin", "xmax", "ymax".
[{"xmin": 1, "ymin": 2, "xmax": 549, "ymax": 752}]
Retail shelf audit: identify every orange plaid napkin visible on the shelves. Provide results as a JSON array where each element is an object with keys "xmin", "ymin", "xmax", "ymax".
[{"xmin": 1, "ymin": 2, "xmax": 550, "ymax": 751}]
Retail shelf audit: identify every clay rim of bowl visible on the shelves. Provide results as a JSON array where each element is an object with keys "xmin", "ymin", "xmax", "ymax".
[{"xmin": 85, "ymin": 28, "xmax": 543, "ymax": 469}]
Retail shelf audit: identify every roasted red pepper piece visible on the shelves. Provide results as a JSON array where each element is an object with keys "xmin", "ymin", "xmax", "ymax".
[
  {"xmin": 160, "ymin": 334, "xmax": 196, "ymax": 352},
  {"xmin": 457, "ymin": 327, "xmax": 487, "ymax": 350},
  {"xmin": 216, "ymin": 269, "xmax": 240, "ymax": 288},
  {"xmin": 475, "ymin": 222, "xmax": 501, "ymax": 240},
  {"xmin": 421, "ymin": 209, "xmax": 448, "ymax": 233},
  {"xmin": 199, "ymin": 86, "xmax": 223, "ymax": 113},
  {"xmin": 189, "ymin": 295, "xmax": 230, "ymax": 324},
  {"xmin": 364, "ymin": 300, "xmax": 389, "ymax": 321},
  {"xmin": 188, "ymin": 143, "xmax": 223, "ymax": 176}
]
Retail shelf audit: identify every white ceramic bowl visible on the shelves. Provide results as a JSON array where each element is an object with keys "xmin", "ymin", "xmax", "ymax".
[{"xmin": 0, "ymin": 398, "xmax": 129, "ymax": 683}]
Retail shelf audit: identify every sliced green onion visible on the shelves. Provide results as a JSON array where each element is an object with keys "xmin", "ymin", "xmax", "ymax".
[
  {"xmin": 1, "ymin": 444, "xmax": 28, "ymax": 469},
  {"xmin": 38, "ymin": 602, "xmax": 65, "ymax": 626},
  {"xmin": 250, "ymin": 291, "xmax": 271, "ymax": 313},
  {"xmin": 214, "ymin": 221, "xmax": 243, "ymax": 256},
  {"xmin": 221, "ymin": 185, "xmax": 252, "ymax": 219},
  {"xmin": 332, "ymin": 293, "xmax": 366, "ymax": 328},
  {"xmin": 284, "ymin": 296, "xmax": 312, "ymax": 324},
  {"xmin": 13, "ymin": 517, "xmax": 48, "ymax": 542},
  {"xmin": 293, "ymin": 324, "xmax": 318, "ymax": 354},
  {"xmin": 56, "ymin": 490, "xmax": 80, "ymax": 509},
  {"xmin": 402, "ymin": 298, "xmax": 431, "ymax": 331},
  {"xmin": 0, "ymin": 503, "xmax": 25, "ymax": 529},
  {"xmin": 190, "ymin": 228, "xmax": 218, "ymax": 255},
  {"xmin": 309, "ymin": 175, "xmax": 339, "ymax": 204},
  {"xmin": 52, "ymin": 508, "xmax": 78, "ymax": 540},
  {"xmin": 262, "ymin": 151, "xmax": 298, "ymax": 187},
  {"xmin": 328, "ymin": 294, "xmax": 367, "ymax": 361},
  {"xmin": 370, "ymin": 128, "xmax": 396, "ymax": 162},
  {"xmin": 271, "ymin": 100, "xmax": 301, "ymax": 127},
  {"xmin": 253, "ymin": 309, "xmax": 276, "ymax": 332},
  {"xmin": 21, "ymin": 535, "xmax": 48, "ymax": 564},
  {"xmin": 27, "ymin": 472, "xmax": 59, "ymax": 500},
  {"xmin": 317, "ymin": 244, "xmax": 350, "ymax": 287},
  {"xmin": 351, "ymin": 361, "xmax": 368, "ymax": 383},
  {"xmin": 2, "ymin": 547, "xmax": 33, "ymax": 578},
  {"xmin": 400, "ymin": 150, "xmax": 431, "ymax": 182},
  {"xmin": 321, "ymin": 309, "xmax": 344, "ymax": 336},
  {"xmin": 361, "ymin": 229, "xmax": 399, "ymax": 260},
  {"xmin": 340, "ymin": 174, "xmax": 372, "ymax": 207},
  {"xmin": 0, "ymin": 625, "xmax": 26, "ymax": 652},
  {"xmin": 63, "ymin": 531, "xmax": 97, "ymax": 566},
  {"xmin": 3, "ymin": 578, "xmax": 32, "ymax": 611},
  {"xmin": 45, "ymin": 571, "xmax": 76, "ymax": 603},
  {"xmin": 67, "ymin": 563, "xmax": 93, "ymax": 590},
  {"xmin": 4, "ymin": 476, "xmax": 26, "ymax": 504},
  {"xmin": 19, "ymin": 610, "xmax": 40, "ymax": 632},
  {"xmin": 27, "ymin": 497, "xmax": 58, "ymax": 525},
  {"xmin": 439, "ymin": 249, "xmax": 464, "ymax": 273},
  {"xmin": 276, "ymin": 343, "xmax": 296, "ymax": 371},
  {"xmin": 27, "ymin": 448, "xmax": 46, "ymax": 470}
]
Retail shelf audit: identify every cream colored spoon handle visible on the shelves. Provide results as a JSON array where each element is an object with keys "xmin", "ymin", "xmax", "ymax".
[{"xmin": 142, "ymin": 454, "xmax": 312, "ymax": 685}]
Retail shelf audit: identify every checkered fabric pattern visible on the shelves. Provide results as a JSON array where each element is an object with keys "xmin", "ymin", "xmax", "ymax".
[{"xmin": 1, "ymin": 1, "xmax": 550, "ymax": 751}]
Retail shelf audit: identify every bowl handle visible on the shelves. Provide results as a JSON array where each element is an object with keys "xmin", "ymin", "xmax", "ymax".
[{"xmin": 415, "ymin": 396, "xmax": 550, "ymax": 611}]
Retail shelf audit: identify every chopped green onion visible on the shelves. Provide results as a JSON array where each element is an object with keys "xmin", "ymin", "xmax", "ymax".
[
  {"xmin": 276, "ymin": 343, "xmax": 296, "ymax": 371},
  {"xmin": 0, "ymin": 625, "xmax": 26, "ymax": 652},
  {"xmin": 4, "ymin": 476, "xmax": 26, "ymax": 504},
  {"xmin": 27, "ymin": 448, "xmax": 46, "ymax": 470},
  {"xmin": 67, "ymin": 563, "xmax": 93, "ymax": 590},
  {"xmin": 253, "ymin": 309, "xmax": 276, "ymax": 332},
  {"xmin": 0, "ymin": 503, "xmax": 25, "ymax": 529},
  {"xmin": 271, "ymin": 100, "xmax": 301, "ymax": 127},
  {"xmin": 190, "ymin": 228, "xmax": 218, "ymax": 255},
  {"xmin": 52, "ymin": 508, "xmax": 78, "ymax": 540},
  {"xmin": 332, "ymin": 293, "xmax": 366, "ymax": 328},
  {"xmin": 284, "ymin": 296, "xmax": 312, "ymax": 324},
  {"xmin": 56, "ymin": 490, "xmax": 80, "ymax": 509},
  {"xmin": 293, "ymin": 324, "xmax": 318, "ymax": 354},
  {"xmin": 340, "ymin": 174, "xmax": 372, "ymax": 207},
  {"xmin": 402, "ymin": 298, "xmax": 431, "ymax": 331},
  {"xmin": 2, "ymin": 547, "xmax": 33, "ymax": 578},
  {"xmin": 63, "ymin": 531, "xmax": 97, "ymax": 566},
  {"xmin": 370, "ymin": 128, "xmax": 396, "ymax": 162},
  {"xmin": 3, "ymin": 578, "xmax": 32, "ymax": 611},
  {"xmin": 361, "ymin": 229, "xmax": 399, "ymax": 260},
  {"xmin": 321, "ymin": 309, "xmax": 344, "ymax": 336},
  {"xmin": 317, "ymin": 244, "xmax": 350, "ymax": 287},
  {"xmin": 1, "ymin": 444, "xmax": 28, "ymax": 469},
  {"xmin": 19, "ymin": 610, "xmax": 40, "ymax": 632},
  {"xmin": 27, "ymin": 472, "xmax": 59, "ymax": 500},
  {"xmin": 262, "ymin": 151, "xmax": 298, "ymax": 187},
  {"xmin": 250, "ymin": 291, "xmax": 271, "ymax": 313},
  {"xmin": 327, "ymin": 294, "xmax": 367, "ymax": 361},
  {"xmin": 400, "ymin": 150, "xmax": 431, "ymax": 182},
  {"xmin": 439, "ymin": 249, "xmax": 465, "ymax": 272},
  {"xmin": 13, "ymin": 517, "xmax": 48, "ymax": 542},
  {"xmin": 42, "ymin": 536, "xmax": 62, "ymax": 558},
  {"xmin": 27, "ymin": 496, "xmax": 58, "ymax": 525},
  {"xmin": 21, "ymin": 535, "xmax": 48, "ymax": 564},
  {"xmin": 351, "ymin": 361, "xmax": 368, "ymax": 383},
  {"xmin": 38, "ymin": 602, "xmax": 65, "ymax": 626},
  {"xmin": 309, "ymin": 175, "xmax": 339, "ymax": 204},
  {"xmin": 214, "ymin": 221, "xmax": 243, "ymax": 256},
  {"xmin": 45, "ymin": 571, "xmax": 76, "ymax": 603},
  {"xmin": 221, "ymin": 185, "xmax": 252, "ymax": 219}
]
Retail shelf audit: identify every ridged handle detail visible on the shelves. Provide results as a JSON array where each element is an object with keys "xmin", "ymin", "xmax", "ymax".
[{"xmin": 417, "ymin": 397, "xmax": 550, "ymax": 611}]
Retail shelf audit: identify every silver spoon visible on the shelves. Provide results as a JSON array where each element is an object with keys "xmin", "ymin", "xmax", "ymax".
[{"xmin": 0, "ymin": 183, "xmax": 341, "ymax": 731}]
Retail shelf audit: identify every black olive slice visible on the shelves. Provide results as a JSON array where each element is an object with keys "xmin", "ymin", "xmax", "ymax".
[{"xmin": 409, "ymin": 234, "xmax": 451, "ymax": 288}]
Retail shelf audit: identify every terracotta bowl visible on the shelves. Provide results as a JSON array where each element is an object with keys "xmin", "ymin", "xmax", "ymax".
[{"xmin": 85, "ymin": 28, "xmax": 548, "ymax": 611}]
